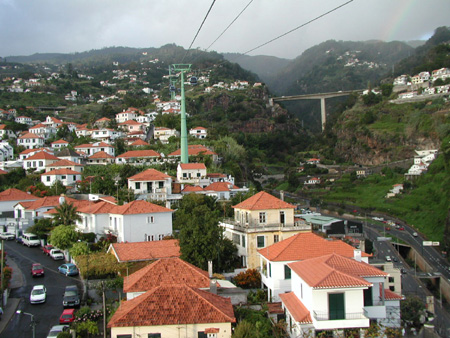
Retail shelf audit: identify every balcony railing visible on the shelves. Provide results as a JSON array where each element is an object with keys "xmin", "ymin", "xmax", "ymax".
[
  {"xmin": 220, "ymin": 218, "xmax": 311, "ymax": 232},
  {"xmin": 313, "ymin": 311, "xmax": 367, "ymax": 321}
]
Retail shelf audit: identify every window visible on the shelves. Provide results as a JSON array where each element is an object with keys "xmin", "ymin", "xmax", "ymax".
[
  {"xmin": 147, "ymin": 235, "xmax": 154, "ymax": 241},
  {"xmin": 73, "ymin": 175, "xmax": 76, "ymax": 181},
  {"xmin": 274, "ymin": 234, "xmax": 279, "ymax": 243},
  {"xmin": 135, "ymin": 182, "xmax": 141, "ymax": 189},
  {"xmin": 241, "ymin": 235, "xmax": 246, "ymax": 248},
  {"xmin": 197, "ymin": 172, "xmax": 201, "ymax": 177},
  {"xmin": 46, "ymin": 176, "xmax": 50, "ymax": 182},
  {"xmin": 232, "ymin": 233, "xmax": 240, "ymax": 245},
  {"xmin": 280, "ymin": 211, "xmax": 285, "ymax": 225},
  {"xmin": 284, "ymin": 265, "xmax": 291, "ymax": 279},
  {"xmin": 61, "ymin": 175, "xmax": 66, "ymax": 180},
  {"xmin": 388, "ymin": 277, "xmax": 394, "ymax": 283},
  {"xmin": 257, "ymin": 236, "xmax": 265, "ymax": 248},
  {"xmin": 117, "ymin": 335, "xmax": 132, "ymax": 338},
  {"xmin": 183, "ymin": 173, "xmax": 187, "ymax": 178},
  {"xmin": 328, "ymin": 293, "xmax": 345, "ymax": 320},
  {"xmin": 259, "ymin": 212, "xmax": 266, "ymax": 224},
  {"xmin": 269, "ymin": 263, "xmax": 272, "ymax": 277},
  {"xmin": 389, "ymin": 286, "xmax": 395, "ymax": 291},
  {"xmin": 198, "ymin": 332, "xmax": 207, "ymax": 338},
  {"xmin": 148, "ymin": 334, "xmax": 161, "ymax": 338},
  {"xmin": 159, "ymin": 181, "xmax": 164, "ymax": 188}
]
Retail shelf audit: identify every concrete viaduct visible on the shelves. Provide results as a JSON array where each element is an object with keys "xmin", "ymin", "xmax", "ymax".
[{"xmin": 270, "ymin": 89, "xmax": 364, "ymax": 131}]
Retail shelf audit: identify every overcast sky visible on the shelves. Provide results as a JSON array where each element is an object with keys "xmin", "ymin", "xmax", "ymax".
[{"xmin": 1, "ymin": 0, "xmax": 449, "ymax": 59}]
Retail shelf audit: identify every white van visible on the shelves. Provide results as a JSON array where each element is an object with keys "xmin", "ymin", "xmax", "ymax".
[{"xmin": 22, "ymin": 233, "xmax": 40, "ymax": 247}]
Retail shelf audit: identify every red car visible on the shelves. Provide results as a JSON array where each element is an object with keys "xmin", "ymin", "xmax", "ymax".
[
  {"xmin": 41, "ymin": 245, "xmax": 53, "ymax": 255},
  {"xmin": 398, "ymin": 227, "xmax": 405, "ymax": 230},
  {"xmin": 31, "ymin": 263, "xmax": 44, "ymax": 277},
  {"xmin": 59, "ymin": 308, "xmax": 75, "ymax": 324},
  {"xmin": 386, "ymin": 227, "xmax": 391, "ymax": 231}
]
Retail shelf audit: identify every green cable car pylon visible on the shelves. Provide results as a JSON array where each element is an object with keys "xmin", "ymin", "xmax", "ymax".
[{"xmin": 171, "ymin": 64, "xmax": 191, "ymax": 164}]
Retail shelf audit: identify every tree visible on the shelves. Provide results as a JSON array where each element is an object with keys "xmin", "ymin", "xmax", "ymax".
[
  {"xmin": 175, "ymin": 194, "xmax": 239, "ymax": 272},
  {"xmin": 401, "ymin": 295, "xmax": 426, "ymax": 328},
  {"xmin": 27, "ymin": 218, "xmax": 54, "ymax": 239},
  {"xmin": 49, "ymin": 225, "xmax": 79, "ymax": 250},
  {"xmin": 233, "ymin": 269, "xmax": 261, "ymax": 289},
  {"xmin": 53, "ymin": 201, "xmax": 81, "ymax": 226},
  {"xmin": 70, "ymin": 241, "xmax": 90, "ymax": 257}
]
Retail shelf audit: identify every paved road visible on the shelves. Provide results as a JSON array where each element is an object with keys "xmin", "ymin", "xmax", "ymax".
[{"xmin": 1, "ymin": 241, "xmax": 81, "ymax": 338}]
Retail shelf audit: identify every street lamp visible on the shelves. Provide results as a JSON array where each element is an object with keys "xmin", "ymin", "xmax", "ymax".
[{"xmin": 16, "ymin": 310, "xmax": 36, "ymax": 338}]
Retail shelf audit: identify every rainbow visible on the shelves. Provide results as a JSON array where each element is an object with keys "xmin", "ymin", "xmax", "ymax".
[{"xmin": 381, "ymin": 0, "xmax": 417, "ymax": 41}]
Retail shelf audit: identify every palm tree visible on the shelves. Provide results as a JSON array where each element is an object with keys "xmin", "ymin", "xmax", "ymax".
[{"xmin": 53, "ymin": 201, "xmax": 81, "ymax": 226}]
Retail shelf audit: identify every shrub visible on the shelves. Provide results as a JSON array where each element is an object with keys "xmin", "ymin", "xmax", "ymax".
[{"xmin": 233, "ymin": 269, "xmax": 261, "ymax": 289}]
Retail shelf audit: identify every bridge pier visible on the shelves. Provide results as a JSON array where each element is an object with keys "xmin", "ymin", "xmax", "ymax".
[{"xmin": 320, "ymin": 97, "xmax": 326, "ymax": 132}]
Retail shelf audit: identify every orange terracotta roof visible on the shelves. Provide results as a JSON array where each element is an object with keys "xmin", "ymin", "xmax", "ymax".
[
  {"xmin": 89, "ymin": 151, "xmax": 114, "ymax": 159},
  {"xmin": 51, "ymin": 139, "xmax": 69, "ymax": 144},
  {"xmin": 279, "ymin": 292, "xmax": 312, "ymax": 324},
  {"xmin": 19, "ymin": 196, "xmax": 78, "ymax": 211},
  {"xmin": 20, "ymin": 148, "xmax": 48, "ymax": 155},
  {"xmin": 204, "ymin": 182, "xmax": 239, "ymax": 192},
  {"xmin": 96, "ymin": 117, "xmax": 111, "ymax": 122},
  {"xmin": 384, "ymin": 288, "xmax": 403, "ymax": 300},
  {"xmin": 18, "ymin": 132, "xmax": 42, "ymax": 139},
  {"xmin": 46, "ymin": 159, "xmax": 82, "ymax": 167},
  {"xmin": 191, "ymin": 126, "xmax": 206, "ymax": 130},
  {"xmin": 258, "ymin": 232, "xmax": 371, "ymax": 262},
  {"xmin": 108, "ymin": 284, "xmax": 235, "ymax": 328},
  {"xmin": 110, "ymin": 200, "xmax": 173, "ymax": 215},
  {"xmin": 117, "ymin": 150, "xmax": 160, "ymax": 158},
  {"xmin": 123, "ymin": 257, "xmax": 210, "ymax": 293},
  {"xmin": 110, "ymin": 240, "xmax": 181, "ymax": 262},
  {"xmin": 0, "ymin": 169, "xmax": 7, "ymax": 175},
  {"xmin": 182, "ymin": 185, "xmax": 204, "ymax": 193},
  {"xmin": 180, "ymin": 163, "xmax": 206, "ymax": 170},
  {"xmin": 267, "ymin": 302, "xmax": 284, "ymax": 315},
  {"xmin": 119, "ymin": 120, "xmax": 142, "ymax": 125},
  {"xmin": 207, "ymin": 173, "xmax": 226, "ymax": 178},
  {"xmin": 233, "ymin": 191, "xmax": 295, "ymax": 210},
  {"xmin": 42, "ymin": 168, "xmax": 81, "ymax": 176},
  {"xmin": 77, "ymin": 201, "xmax": 117, "ymax": 215},
  {"xmin": 29, "ymin": 123, "xmax": 47, "ymax": 129},
  {"xmin": 25, "ymin": 151, "xmax": 59, "ymax": 161},
  {"xmin": 169, "ymin": 145, "xmax": 217, "ymax": 157},
  {"xmin": 44, "ymin": 199, "xmax": 92, "ymax": 214},
  {"xmin": 289, "ymin": 254, "xmax": 385, "ymax": 289},
  {"xmin": 128, "ymin": 168, "xmax": 171, "ymax": 181},
  {"xmin": 130, "ymin": 139, "xmax": 149, "ymax": 146},
  {"xmin": 0, "ymin": 188, "xmax": 39, "ymax": 202}
]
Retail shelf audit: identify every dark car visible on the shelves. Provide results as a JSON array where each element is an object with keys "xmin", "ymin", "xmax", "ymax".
[
  {"xmin": 31, "ymin": 263, "xmax": 44, "ymax": 277},
  {"xmin": 63, "ymin": 285, "xmax": 80, "ymax": 308},
  {"xmin": 15, "ymin": 236, "xmax": 23, "ymax": 244}
]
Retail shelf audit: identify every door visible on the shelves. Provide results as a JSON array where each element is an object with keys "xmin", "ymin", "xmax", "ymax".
[{"xmin": 328, "ymin": 293, "xmax": 345, "ymax": 320}]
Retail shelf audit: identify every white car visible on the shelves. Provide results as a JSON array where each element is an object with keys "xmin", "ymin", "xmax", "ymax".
[
  {"xmin": 47, "ymin": 325, "xmax": 69, "ymax": 338},
  {"xmin": 0, "ymin": 232, "xmax": 15, "ymax": 240},
  {"xmin": 30, "ymin": 285, "xmax": 46, "ymax": 304},
  {"xmin": 50, "ymin": 249, "xmax": 64, "ymax": 260},
  {"xmin": 385, "ymin": 256, "xmax": 392, "ymax": 262}
]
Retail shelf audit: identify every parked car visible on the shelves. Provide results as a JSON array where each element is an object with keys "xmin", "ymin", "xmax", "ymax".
[
  {"xmin": 50, "ymin": 249, "xmax": 64, "ymax": 260},
  {"xmin": 15, "ymin": 236, "xmax": 23, "ymax": 244},
  {"xmin": 41, "ymin": 244, "xmax": 54, "ymax": 255},
  {"xmin": 22, "ymin": 233, "xmax": 40, "ymax": 247},
  {"xmin": 398, "ymin": 227, "xmax": 405, "ymax": 231},
  {"xmin": 413, "ymin": 232, "xmax": 418, "ymax": 237},
  {"xmin": 0, "ymin": 232, "xmax": 15, "ymax": 240},
  {"xmin": 31, "ymin": 263, "xmax": 44, "ymax": 277},
  {"xmin": 63, "ymin": 285, "xmax": 80, "ymax": 308},
  {"xmin": 386, "ymin": 227, "xmax": 391, "ymax": 231},
  {"xmin": 393, "ymin": 257, "xmax": 399, "ymax": 262},
  {"xmin": 30, "ymin": 285, "xmax": 46, "ymax": 304},
  {"xmin": 47, "ymin": 325, "xmax": 69, "ymax": 338},
  {"xmin": 59, "ymin": 308, "xmax": 76, "ymax": 324},
  {"xmin": 385, "ymin": 256, "xmax": 392, "ymax": 262},
  {"xmin": 58, "ymin": 263, "xmax": 79, "ymax": 276}
]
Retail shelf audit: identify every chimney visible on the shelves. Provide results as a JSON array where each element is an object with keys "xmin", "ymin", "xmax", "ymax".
[
  {"xmin": 280, "ymin": 190, "xmax": 284, "ymax": 201},
  {"xmin": 208, "ymin": 260, "xmax": 217, "ymax": 294},
  {"xmin": 208, "ymin": 260, "xmax": 213, "ymax": 278},
  {"xmin": 354, "ymin": 249, "xmax": 362, "ymax": 262}
]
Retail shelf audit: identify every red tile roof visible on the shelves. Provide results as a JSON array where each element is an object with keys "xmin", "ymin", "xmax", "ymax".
[
  {"xmin": 25, "ymin": 151, "xmax": 59, "ymax": 161},
  {"xmin": 0, "ymin": 188, "xmax": 39, "ymax": 202},
  {"xmin": 279, "ymin": 292, "xmax": 312, "ymax": 323},
  {"xmin": 169, "ymin": 145, "xmax": 217, "ymax": 157},
  {"xmin": 384, "ymin": 288, "xmax": 403, "ymax": 300},
  {"xmin": 46, "ymin": 159, "xmax": 82, "ymax": 167},
  {"xmin": 123, "ymin": 257, "xmax": 210, "ymax": 293},
  {"xmin": 182, "ymin": 185, "xmax": 204, "ymax": 193},
  {"xmin": 117, "ymin": 150, "xmax": 160, "ymax": 158},
  {"xmin": 289, "ymin": 254, "xmax": 386, "ymax": 289},
  {"xmin": 110, "ymin": 240, "xmax": 181, "ymax": 262},
  {"xmin": 233, "ymin": 191, "xmax": 295, "ymax": 211},
  {"xmin": 205, "ymin": 182, "xmax": 239, "ymax": 192},
  {"xmin": 0, "ymin": 169, "xmax": 7, "ymax": 175},
  {"xmin": 77, "ymin": 201, "xmax": 117, "ymax": 215},
  {"xmin": 41, "ymin": 168, "xmax": 81, "ymax": 176},
  {"xmin": 89, "ymin": 151, "xmax": 115, "ymax": 159},
  {"xmin": 180, "ymin": 163, "xmax": 206, "ymax": 170},
  {"xmin": 258, "ymin": 232, "xmax": 371, "ymax": 262},
  {"xmin": 18, "ymin": 196, "xmax": 77, "ymax": 211},
  {"xmin": 108, "ymin": 284, "xmax": 235, "ymax": 328},
  {"xmin": 130, "ymin": 139, "xmax": 149, "ymax": 146},
  {"xmin": 18, "ymin": 132, "xmax": 42, "ymax": 139},
  {"xmin": 51, "ymin": 139, "xmax": 69, "ymax": 144},
  {"xmin": 109, "ymin": 200, "xmax": 173, "ymax": 215},
  {"xmin": 128, "ymin": 168, "xmax": 171, "ymax": 181},
  {"xmin": 119, "ymin": 120, "xmax": 142, "ymax": 125}
]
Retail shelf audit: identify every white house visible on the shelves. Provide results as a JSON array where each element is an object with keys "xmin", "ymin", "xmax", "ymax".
[
  {"xmin": 154, "ymin": 127, "xmax": 179, "ymax": 144},
  {"xmin": 115, "ymin": 109, "xmax": 138, "ymax": 123},
  {"xmin": 15, "ymin": 116, "xmax": 33, "ymax": 125},
  {"xmin": 0, "ymin": 188, "xmax": 39, "ymax": 216},
  {"xmin": 17, "ymin": 132, "xmax": 44, "ymax": 149},
  {"xmin": 46, "ymin": 159, "xmax": 84, "ymax": 173},
  {"xmin": 116, "ymin": 150, "xmax": 161, "ymax": 165},
  {"xmin": 41, "ymin": 168, "xmax": 82, "ymax": 187},
  {"xmin": 75, "ymin": 142, "xmax": 115, "ymax": 157},
  {"xmin": 304, "ymin": 177, "xmax": 321, "ymax": 185},
  {"xmin": 128, "ymin": 168, "xmax": 172, "ymax": 201},
  {"xmin": 189, "ymin": 126, "xmax": 208, "ymax": 139},
  {"xmin": 22, "ymin": 151, "xmax": 60, "ymax": 171},
  {"xmin": 177, "ymin": 163, "xmax": 207, "ymax": 185},
  {"xmin": 75, "ymin": 200, "xmax": 174, "ymax": 243},
  {"xmin": 0, "ymin": 124, "xmax": 16, "ymax": 139},
  {"xmin": 51, "ymin": 139, "xmax": 69, "ymax": 149},
  {"xmin": 258, "ymin": 232, "xmax": 370, "ymax": 302},
  {"xmin": 203, "ymin": 182, "xmax": 248, "ymax": 201},
  {"xmin": 91, "ymin": 128, "xmax": 123, "ymax": 142},
  {"xmin": 0, "ymin": 141, "xmax": 14, "ymax": 161},
  {"xmin": 280, "ymin": 253, "xmax": 398, "ymax": 337},
  {"xmin": 29, "ymin": 123, "xmax": 56, "ymax": 140}
]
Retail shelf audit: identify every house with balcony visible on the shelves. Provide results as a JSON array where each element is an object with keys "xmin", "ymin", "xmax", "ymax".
[
  {"xmin": 153, "ymin": 127, "xmax": 179, "ymax": 144},
  {"xmin": 116, "ymin": 150, "xmax": 161, "ymax": 165},
  {"xmin": 17, "ymin": 132, "xmax": 44, "ymax": 149},
  {"xmin": 86, "ymin": 151, "xmax": 115, "ymax": 165},
  {"xmin": 219, "ymin": 191, "xmax": 311, "ymax": 269},
  {"xmin": 118, "ymin": 120, "xmax": 145, "ymax": 133},
  {"xmin": 177, "ymin": 163, "xmax": 207, "ymax": 185},
  {"xmin": 0, "ymin": 141, "xmax": 14, "ymax": 161},
  {"xmin": 75, "ymin": 200, "xmax": 173, "ymax": 243},
  {"xmin": 203, "ymin": 182, "xmax": 249, "ymax": 200},
  {"xmin": 281, "ymin": 253, "xmax": 397, "ymax": 337},
  {"xmin": 41, "ymin": 168, "xmax": 82, "ymax": 187},
  {"xmin": 75, "ymin": 142, "xmax": 115, "ymax": 157},
  {"xmin": 43, "ymin": 115, "xmax": 63, "ymax": 128},
  {"xmin": 91, "ymin": 128, "xmax": 123, "ymax": 142},
  {"xmin": 0, "ymin": 188, "xmax": 39, "ymax": 216},
  {"xmin": 29, "ymin": 123, "xmax": 56, "ymax": 140},
  {"xmin": 128, "ymin": 168, "xmax": 172, "ymax": 201},
  {"xmin": 0, "ymin": 124, "xmax": 16, "ymax": 139},
  {"xmin": 15, "ymin": 116, "xmax": 33, "ymax": 125},
  {"xmin": 257, "ymin": 232, "xmax": 371, "ymax": 302},
  {"xmin": 189, "ymin": 126, "xmax": 208, "ymax": 139},
  {"xmin": 50, "ymin": 139, "xmax": 69, "ymax": 149},
  {"xmin": 46, "ymin": 159, "xmax": 84, "ymax": 173}
]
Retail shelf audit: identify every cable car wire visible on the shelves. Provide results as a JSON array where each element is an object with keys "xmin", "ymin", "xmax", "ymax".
[
  {"xmin": 242, "ymin": 0, "xmax": 354, "ymax": 56},
  {"xmin": 182, "ymin": 0, "xmax": 217, "ymax": 62}
]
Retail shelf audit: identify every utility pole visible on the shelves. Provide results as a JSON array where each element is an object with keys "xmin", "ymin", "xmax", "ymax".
[
  {"xmin": 102, "ymin": 281, "xmax": 107, "ymax": 338},
  {"xmin": 0, "ymin": 239, "xmax": 4, "ymax": 307}
]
